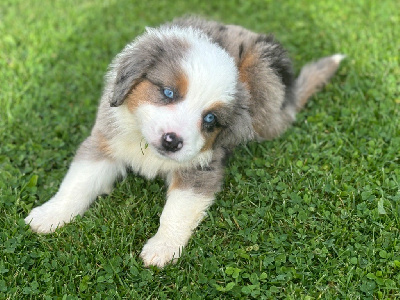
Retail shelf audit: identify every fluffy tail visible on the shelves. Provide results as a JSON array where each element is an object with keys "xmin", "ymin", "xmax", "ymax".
[{"xmin": 295, "ymin": 54, "xmax": 345, "ymax": 111}]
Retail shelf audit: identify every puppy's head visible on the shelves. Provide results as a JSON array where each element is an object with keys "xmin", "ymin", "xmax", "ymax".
[{"xmin": 110, "ymin": 26, "xmax": 253, "ymax": 163}]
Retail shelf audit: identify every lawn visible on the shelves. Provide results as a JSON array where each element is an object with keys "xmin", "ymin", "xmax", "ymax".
[{"xmin": 1, "ymin": 0, "xmax": 399, "ymax": 298}]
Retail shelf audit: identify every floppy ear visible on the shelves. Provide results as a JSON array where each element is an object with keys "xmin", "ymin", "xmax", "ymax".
[
  {"xmin": 216, "ymin": 83, "xmax": 254, "ymax": 148},
  {"xmin": 109, "ymin": 43, "xmax": 154, "ymax": 107},
  {"xmin": 108, "ymin": 27, "xmax": 188, "ymax": 107}
]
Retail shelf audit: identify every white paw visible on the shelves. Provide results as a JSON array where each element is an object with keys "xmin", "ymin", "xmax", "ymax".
[
  {"xmin": 25, "ymin": 199, "xmax": 75, "ymax": 234},
  {"xmin": 140, "ymin": 234, "xmax": 184, "ymax": 268}
]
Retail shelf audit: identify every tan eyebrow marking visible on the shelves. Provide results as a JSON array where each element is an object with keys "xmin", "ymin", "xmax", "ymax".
[{"xmin": 125, "ymin": 80, "xmax": 159, "ymax": 112}]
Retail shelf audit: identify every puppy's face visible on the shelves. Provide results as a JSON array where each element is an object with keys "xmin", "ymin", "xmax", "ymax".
[{"xmin": 110, "ymin": 27, "xmax": 253, "ymax": 163}]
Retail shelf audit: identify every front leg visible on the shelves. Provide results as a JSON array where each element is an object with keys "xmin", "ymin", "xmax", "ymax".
[
  {"xmin": 140, "ymin": 150, "xmax": 227, "ymax": 268},
  {"xmin": 140, "ymin": 188, "xmax": 214, "ymax": 267},
  {"xmin": 25, "ymin": 136, "xmax": 125, "ymax": 233}
]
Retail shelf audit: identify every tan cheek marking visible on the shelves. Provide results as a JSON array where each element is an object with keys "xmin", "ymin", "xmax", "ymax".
[
  {"xmin": 125, "ymin": 80, "xmax": 158, "ymax": 112},
  {"xmin": 201, "ymin": 128, "xmax": 222, "ymax": 152},
  {"xmin": 200, "ymin": 101, "xmax": 226, "ymax": 152}
]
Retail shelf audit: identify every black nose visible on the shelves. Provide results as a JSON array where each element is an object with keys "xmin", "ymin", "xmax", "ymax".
[{"xmin": 161, "ymin": 132, "xmax": 183, "ymax": 152}]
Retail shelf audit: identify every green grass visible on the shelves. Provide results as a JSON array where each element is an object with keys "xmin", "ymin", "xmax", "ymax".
[{"xmin": 1, "ymin": 0, "xmax": 399, "ymax": 298}]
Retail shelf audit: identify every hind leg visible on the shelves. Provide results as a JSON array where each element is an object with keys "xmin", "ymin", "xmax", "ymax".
[{"xmin": 252, "ymin": 104, "xmax": 297, "ymax": 141}]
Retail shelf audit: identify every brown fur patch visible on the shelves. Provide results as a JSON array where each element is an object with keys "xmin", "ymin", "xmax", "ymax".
[
  {"xmin": 175, "ymin": 71, "xmax": 188, "ymax": 98},
  {"xmin": 205, "ymin": 101, "xmax": 226, "ymax": 114},
  {"xmin": 168, "ymin": 171, "xmax": 184, "ymax": 192},
  {"xmin": 201, "ymin": 128, "xmax": 222, "ymax": 152},
  {"xmin": 238, "ymin": 49, "xmax": 258, "ymax": 88},
  {"xmin": 125, "ymin": 80, "xmax": 159, "ymax": 112},
  {"xmin": 95, "ymin": 131, "xmax": 113, "ymax": 157},
  {"xmin": 125, "ymin": 72, "xmax": 188, "ymax": 111},
  {"xmin": 200, "ymin": 101, "xmax": 226, "ymax": 152},
  {"xmin": 75, "ymin": 131, "xmax": 113, "ymax": 161}
]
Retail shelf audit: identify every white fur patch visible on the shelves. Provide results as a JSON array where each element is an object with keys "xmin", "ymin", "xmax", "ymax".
[
  {"xmin": 182, "ymin": 31, "xmax": 238, "ymax": 107},
  {"xmin": 140, "ymin": 189, "xmax": 214, "ymax": 267},
  {"xmin": 25, "ymin": 159, "xmax": 125, "ymax": 233},
  {"xmin": 331, "ymin": 54, "xmax": 346, "ymax": 64}
]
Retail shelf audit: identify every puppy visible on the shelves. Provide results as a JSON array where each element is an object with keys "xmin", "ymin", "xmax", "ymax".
[{"xmin": 25, "ymin": 17, "xmax": 344, "ymax": 268}]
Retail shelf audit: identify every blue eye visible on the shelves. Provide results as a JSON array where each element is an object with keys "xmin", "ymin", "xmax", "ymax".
[
  {"xmin": 204, "ymin": 113, "xmax": 216, "ymax": 124},
  {"xmin": 163, "ymin": 88, "xmax": 174, "ymax": 99}
]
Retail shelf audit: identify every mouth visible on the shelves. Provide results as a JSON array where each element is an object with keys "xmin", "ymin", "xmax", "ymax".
[
  {"xmin": 153, "ymin": 144, "xmax": 197, "ymax": 163},
  {"xmin": 154, "ymin": 147, "xmax": 170, "ymax": 159},
  {"xmin": 150, "ymin": 144, "xmax": 181, "ymax": 162}
]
